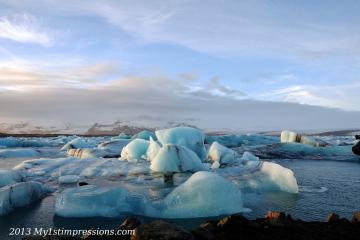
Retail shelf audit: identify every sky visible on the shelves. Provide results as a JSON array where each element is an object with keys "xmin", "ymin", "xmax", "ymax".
[{"xmin": 0, "ymin": 0, "xmax": 360, "ymax": 131}]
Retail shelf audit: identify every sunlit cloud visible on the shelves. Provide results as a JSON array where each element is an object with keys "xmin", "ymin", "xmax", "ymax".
[{"xmin": 0, "ymin": 13, "xmax": 52, "ymax": 46}]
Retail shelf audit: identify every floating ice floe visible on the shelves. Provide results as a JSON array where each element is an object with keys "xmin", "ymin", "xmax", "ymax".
[
  {"xmin": 0, "ymin": 181, "xmax": 50, "ymax": 215},
  {"xmin": 205, "ymin": 134, "xmax": 279, "ymax": 148},
  {"xmin": 280, "ymin": 130, "xmax": 328, "ymax": 147},
  {"xmin": 207, "ymin": 141, "xmax": 237, "ymax": 164},
  {"xmin": 156, "ymin": 127, "xmax": 207, "ymax": 160},
  {"xmin": 240, "ymin": 151, "xmax": 260, "ymax": 162},
  {"xmin": 0, "ymin": 170, "xmax": 22, "ymax": 187},
  {"xmin": 0, "ymin": 148, "xmax": 40, "ymax": 158},
  {"xmin": 97, "ymin": 139, "xmax": 130, "ymax": 156},
  {"xmin": 55, "ymin": 171, "xmax": 249, "ymax": 218},
  {"xmin": 150, "ymin": 144, "xmax": 206, "ymax": 173},
  {"xmin": 120, "ymin": 139, "xmax": 149, "ymax": 161},
  {"xmin": 55, "ymin": 185, "xmax": 143, "ymax": 217}
]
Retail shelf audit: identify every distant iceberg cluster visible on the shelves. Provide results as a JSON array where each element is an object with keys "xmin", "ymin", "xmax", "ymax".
[{"xmin": 1, "ymin": 127, "xmax": 355, "ymax": 218}]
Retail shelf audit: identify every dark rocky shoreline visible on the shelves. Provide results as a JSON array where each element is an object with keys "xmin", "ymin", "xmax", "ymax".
[{"xmin": 23, "ymin": 211, "xmax": 360, "ymax": 240}]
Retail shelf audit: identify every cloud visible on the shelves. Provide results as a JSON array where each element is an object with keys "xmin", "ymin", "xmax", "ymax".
[
  {"xmin": 1, "ymin": 71, "xmax": 360, "ymax": 131},
  {"xmin": 0, "ymin": 13, "xmax": 52, "ymax": 46},
  {"xmin": 265, "ymin": 84, "xmax": 360, "ymax": 111}
]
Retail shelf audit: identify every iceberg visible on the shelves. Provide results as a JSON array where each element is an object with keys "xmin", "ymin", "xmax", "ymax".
[
  {"xmin": 120, "ymin": 139, "xmax": 149, "ymax": 161},
  {"xmin": 61, "ymin": 137, "xmax": 99, "ymax": 151},
  {"xmin": 132, "ymin": 130, "xmax": 156, "ymax": 141},
  {"xmin": 0, "ymin": 170, "xmax": 22, "ymax": 187},
  {"xmin": 205, "ymin": 134, "xmax": 279, "ymax": 148},
  {"xmin": 150, "ymin": 144, "xmax": 206, "ymax": 173},
  {"xmin": 55, "ymin": 185, "xmax": 143, "ymax": 217},
  {"xmin": 240, "ymin": 151, "xmax": 259, "ymax": 162},
  {"xmin": 160, "ymin": 171, "xmax": 248, "ymax": 218},
  {"xmin": 97, "ymin": 139, "xmax": 131, "ymax": 156},
  {"xmin": 146, "ymin": 137, "xmax": 161, "ymax": 161},
  {"xmin": 207, "ymin": 141, "xmax": 237, "ymax": 164},
  {"xmin": 281, "ymin": 130, "xmax": 328, "ymax": 147},
  {"xmin": 0, "ymin": 181, "xmax": 49, "ymax": 215},
  {"xmin": 156, "ymin": 127, "xmax": 206, "ymax": 159}
]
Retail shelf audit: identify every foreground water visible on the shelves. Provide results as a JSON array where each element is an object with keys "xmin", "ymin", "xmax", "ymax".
[{"xmin": 0, "ymin": 135, "xmax": 359, "ymax": 238}]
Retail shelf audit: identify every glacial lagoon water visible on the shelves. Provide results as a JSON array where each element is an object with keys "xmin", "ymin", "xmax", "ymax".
[{"xmin": 0, "ymin": 135, "xmax": 359, "ymax": 238}]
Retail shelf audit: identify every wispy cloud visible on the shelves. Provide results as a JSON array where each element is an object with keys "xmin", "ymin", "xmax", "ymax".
[{"xmin": 0, "ymin": 13, "xmax": 52, "ymax": 46}]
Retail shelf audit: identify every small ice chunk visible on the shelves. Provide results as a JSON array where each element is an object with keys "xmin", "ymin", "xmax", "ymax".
[
  {"xmin": 150, "ymin": 144, "xmax": 206, "ymax": 173},
  {"xmin": 156, "ymin": 127, "xmax": 206, "ymax": 160},
  {"xmin": 120, "ymin": 139, "xmax": 149, "ymax": 160},
  {"xmin": 0, "ymin": 181, "xmax": 49, "ymax": 215},
  {"xmin": 58, "ymin": 175, "xmax": 80, "ymax": 184},
  {"xmin": 161, "ymin": 171, "xmax": 248, "ymax": 218},
  {"xmin": 207, "ymin": 141, "xmax": 237, "ymax": 164},
  {"xmin": 67, "ymin": 148, "xmax": 111, "ymax": 159},
  {"xmin": 259, "ymin": 161, "xmax": 299, "ymax": 193},
  {"xmin": 211, "ymin": 161, "xmax": 220, "ymax": 169},
  {"xmin": 97, "ymin": 139, "xmax": 131, "ymax": 156}
]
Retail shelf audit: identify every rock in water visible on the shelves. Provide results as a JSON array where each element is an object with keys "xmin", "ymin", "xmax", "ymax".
[
  {"xmin": 131, "ymin": 220, "xmax": 195, "ymax": 240},
  {"xmin": 352, "ymin": 141, "xmax": 360, "ymax": 156}
]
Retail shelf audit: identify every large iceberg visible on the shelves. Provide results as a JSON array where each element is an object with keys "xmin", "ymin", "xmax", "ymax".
[
  {"xmin": 0, "ymin": 181, "xmax": 49, "ymax": 215},
  {"xmin": 160, "ymin": 171, "xmax": 249, "ymax": 218},
  {"xmin": 155, "ymin": 127, "xmax": 206, "ymax": 160},
  {"xmin": 132, "ymin": 130, "xmax": 156, "ymax": 141},
  {"xmin": 207, "ymin": 141, "xmax": 237, "ymax": 164},
  {"xmin": 150, "ymin": 144, "xmax": 206, "ymax": 173},
  {"xmin": 120, "ymin": 139, "xmax": 149, "ymax": 161},
  {"xmin": 146, "ymin": 137, "xmax": 161, "ymax": 161}
]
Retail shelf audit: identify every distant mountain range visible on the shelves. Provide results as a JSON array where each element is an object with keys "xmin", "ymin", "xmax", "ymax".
[{"xmin": 0, "ymin": 121, "xmax": 201, "ymax": 136}]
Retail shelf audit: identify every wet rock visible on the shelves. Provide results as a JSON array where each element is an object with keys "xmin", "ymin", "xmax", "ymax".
[
  {"xmin": 191, "ymin": 227, "xmax": 215, "ymax": 240},
  {"xmin": 199, "ymin": 222, "xmax": 216, "ymax": 232},
  {"xmin": 78, "ymin": 181, "xmax": 89, "ymax": 186},
  {"xmin": 131, "ymin": 220, "xmax": 194, "ymax": 240},
  {"xmin": 217, "ymin": 215, "xmax": 249, "ymax": 230},
  {"xmin": 352, "ymin": 141, "xmax": 360, "ymax": 156},
  {"xmin": 326, "ymin": 213, "xmax": 340, "ymax": 222},
  {"xmin": 351, "ymin": 211, "xmax": 360, "ymax": 223},
  {"xmin": 119, "ymin": 217, "xmax": 141, "ymax": 230},
  {"xmin": 265, "ymin": 211, "xmax": 293, "ymax": 226},
  {"xmin": 355, "ymin": 135, "xmax": 360, "ymax": 140}
]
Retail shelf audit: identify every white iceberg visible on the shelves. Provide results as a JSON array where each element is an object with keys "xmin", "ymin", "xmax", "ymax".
[
  {"xmin": 0, "ymin": 181, "xmax": 49, "ymax": 215},
  {"xmin": 207, "ymin": 141, "xmax": 237, "ymax": 164},
  {"xmin": 150, "ymin": 144, "xmax": 206, "ymax": 173},
  {"xmin": 160, "ymin": 171, "xmax": 249, "ymax": 218},
  {"xmin": 281, "ymin": 130, "xmax": 327, "ymax": 147},
  {"xmin": 156, "ymin": 127, "xmax": 206, "ymax": 160},
  {"xmin": 146, "ymin": 137, "xmax": 161, "ymax": 161},
  {"xmin": 120, "ymin": 139, "xmax": 149, "ymax": 161}
]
